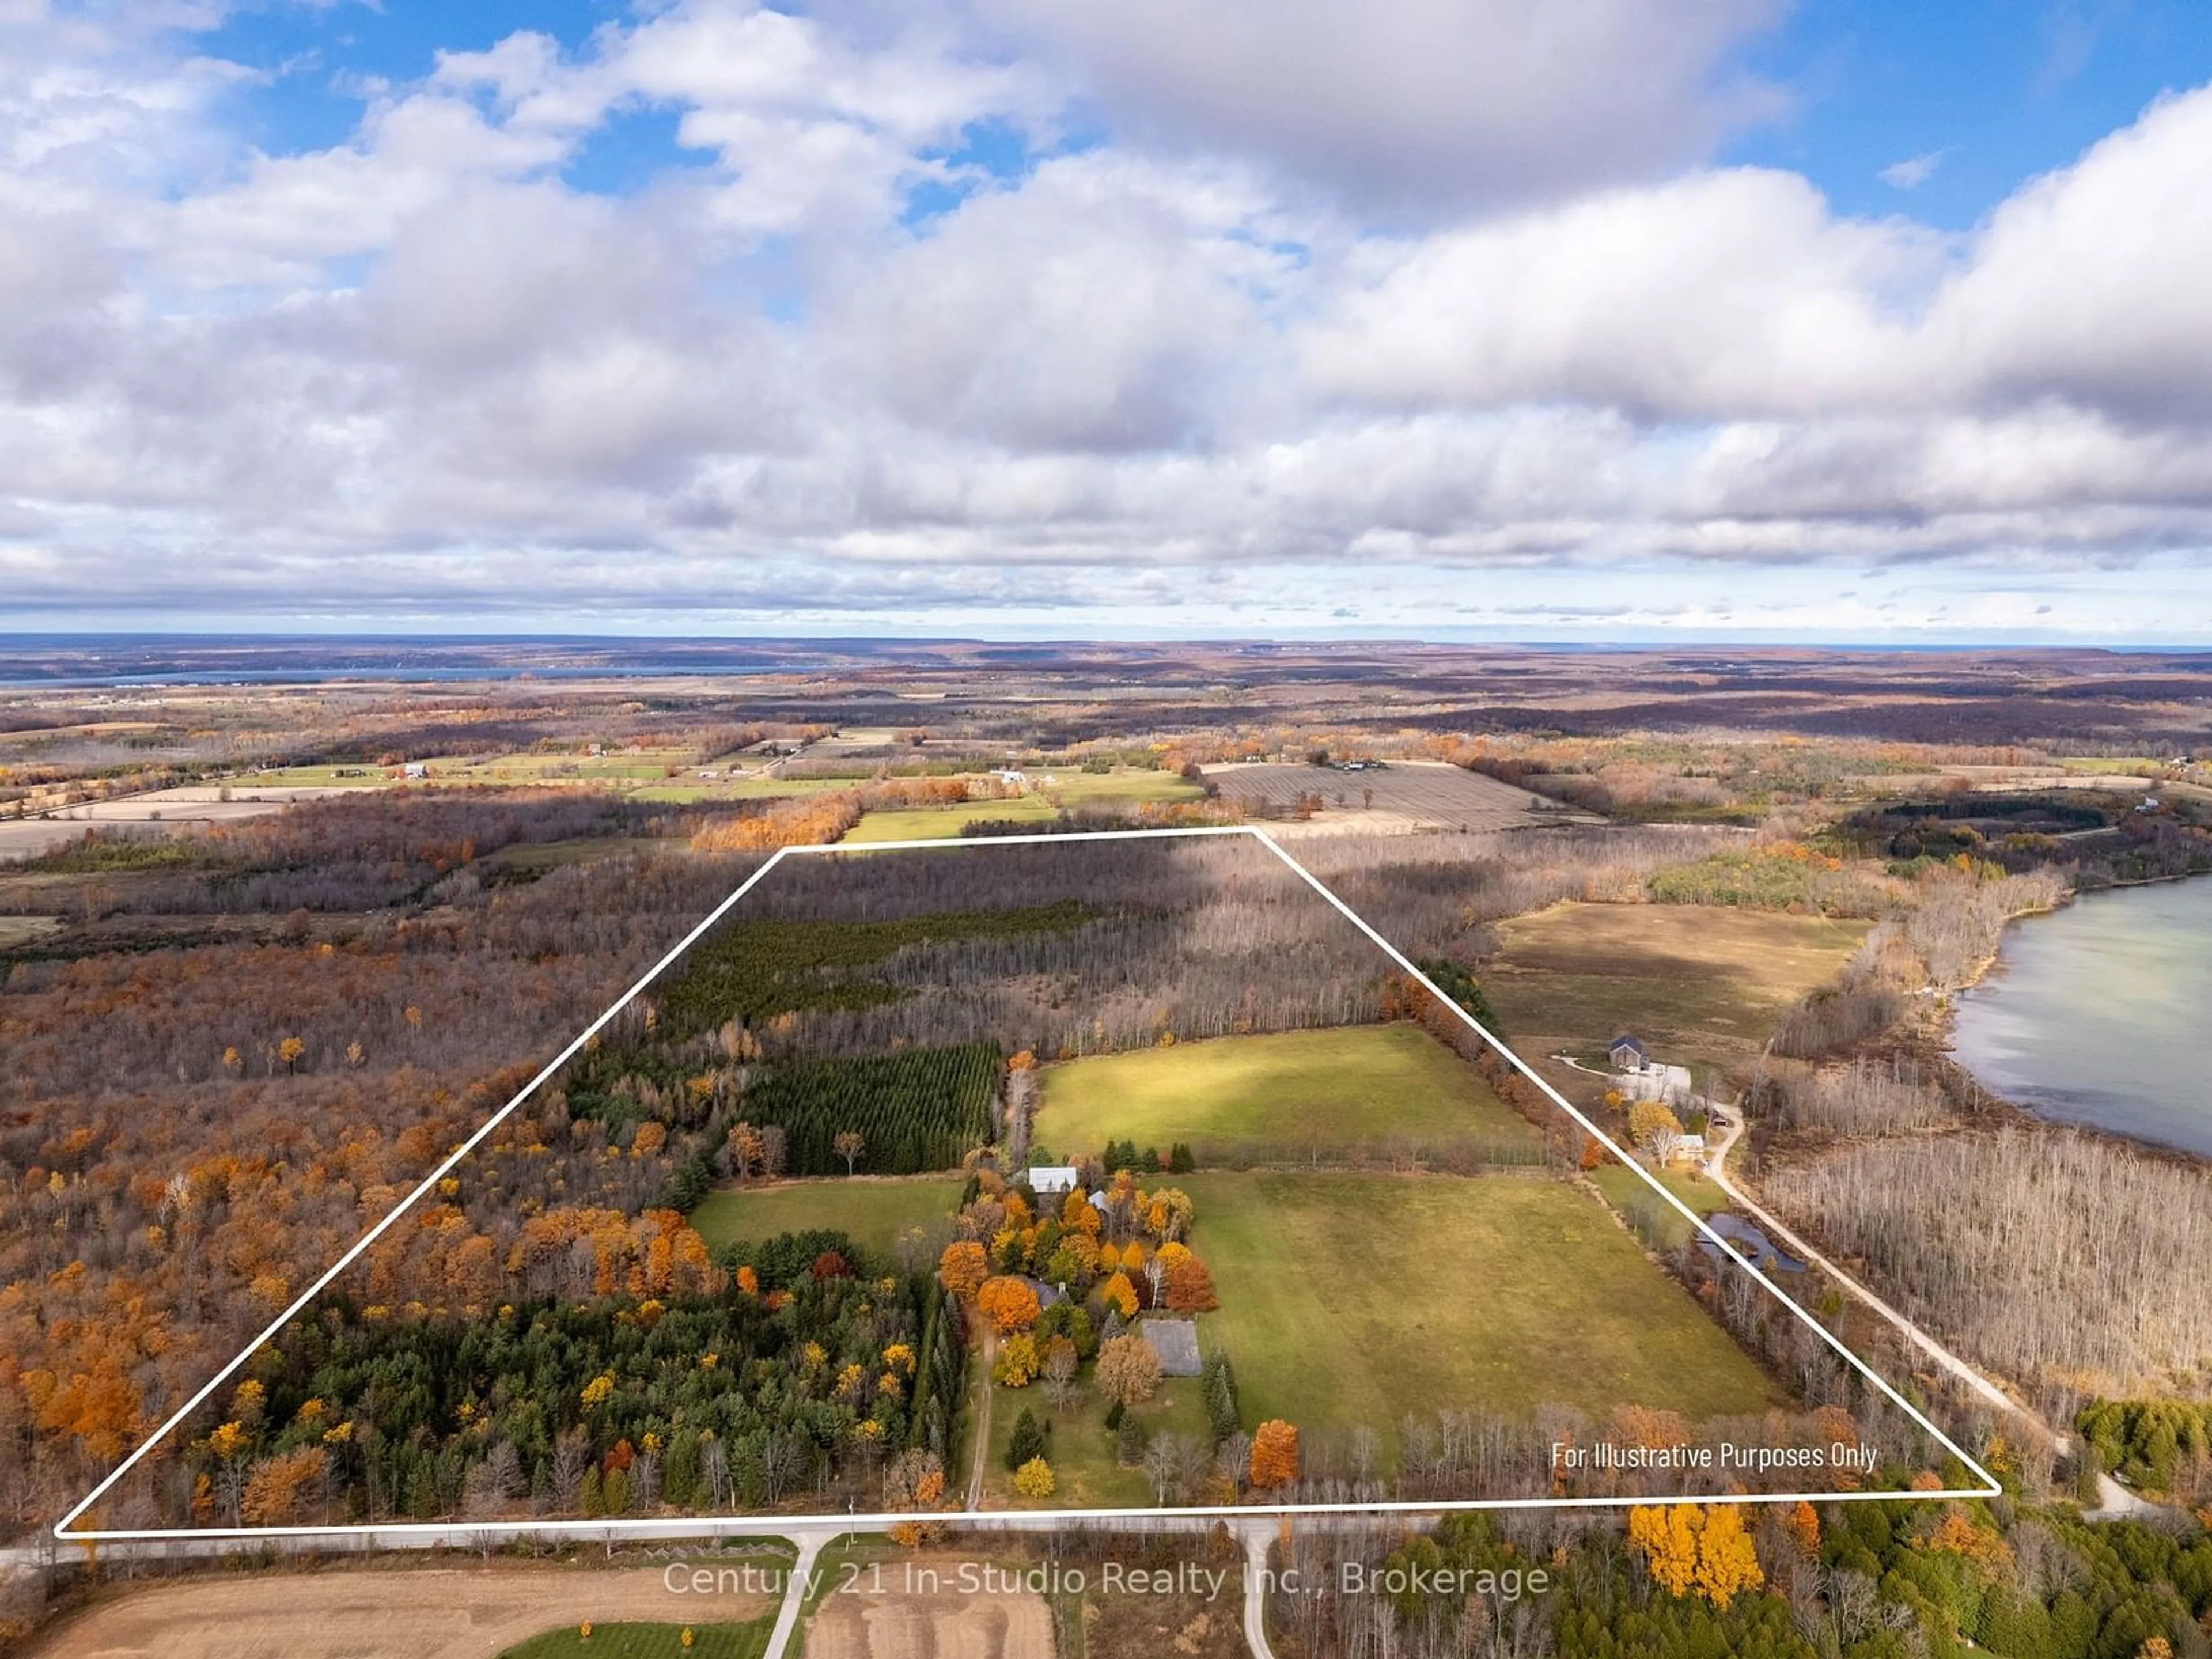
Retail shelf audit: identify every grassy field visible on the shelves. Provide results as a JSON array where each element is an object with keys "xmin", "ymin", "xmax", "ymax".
[
  {"xmin": 690, "ymin": 1176, "xmax": 963, "ymax": 1257},
  {"xmin": 1039, "ymin": 768, "xmax": 1206, "ymax": 806},
  {"xmin": 0, "ymin": 915, "xmax": 62, "ymax": 948},
  {"xmin": 982, "ymin": 1370, "xmax": 1213, "ymax": 1509},
  {"xmin": 1483, "ymin": 902, "xmax": 1871, "ymax": 1073},
  {"xmin": 1181, "ymin": 1170, "xmax": 1779, "ymax": 1460},
  {"xmin": 500, "ymin": 1622, "xmax": 772, "ymax": 1658},
  {"xmin": 628, "ymin": 776, "xmax": 851, "ymax": 803},
  {"xmin": 843, "ymin": 796, "xmax": 1059, "ymax": 842},
  {"xmin": 1035, "ymin": 1025, "xmax": 1542, "ymax": 1164},
  {"xmin": 1588, "ymin": 1163, "xmax": 1729, "ymax": 1248},
  {"xmin": 246, "ymin": 757, "xmax": 853, "ymax": 804}
]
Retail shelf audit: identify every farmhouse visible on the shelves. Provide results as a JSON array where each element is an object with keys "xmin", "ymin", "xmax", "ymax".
[
  {"xmin": 1026, "ymin": 1165, "xmax": 1080, "ymax": 1195},
  {"xmin": 1609, "ymin": 1035, "xmax": 1647, "ymax": 1071}
]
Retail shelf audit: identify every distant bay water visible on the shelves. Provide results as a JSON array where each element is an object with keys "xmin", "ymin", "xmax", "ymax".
[{"xmin": 1950, "ymin": 876, "xmax": 2212, "ymax": 1158}]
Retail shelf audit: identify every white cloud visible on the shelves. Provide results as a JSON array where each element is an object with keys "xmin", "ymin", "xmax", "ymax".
[
  {"xmin": 1879, "ymin": 150, "xmax": 1945, "ymax": 190},
  {"xmin": 1300, "ymin": 168, "xmax": 1940, "ymax": 419},
  {"xmin": 1, "ymin": 2, "xmax": 2211, "ymax": 636},
  {"xmin": 968, "ymin": 0, "xmax": 1787, "ymax": 215}
]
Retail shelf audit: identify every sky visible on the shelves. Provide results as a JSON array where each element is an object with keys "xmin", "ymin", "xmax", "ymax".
[{"xmin": 3, "ymin": 0, "xmax": 2212, "ymax": 642}]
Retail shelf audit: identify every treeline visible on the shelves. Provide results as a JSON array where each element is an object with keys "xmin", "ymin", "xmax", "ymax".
[
  {"xmin": 13, "ymin": 790, "xmax": 691, "ymax": 915},
  {"xmin": 1762, "ymin": 1128, "xmax": 2212, "ymax": 1401},
  {"xmin": 656, "ymin": 903, "xmax": 1095, "ymax": 1036},
  {"xmin": 1650, "ymin": 843, "xmax": 1896, "ymax": 915},
  {"xmin": 1271, "ymin": 1497, "xmax": 2212, "ymax": 1659},
  {"xmin": 1256, "ymin": 823, "xmax": 1742, "ymax": 962},
  {"xmin": 2077, "ymin": 1400, "xmax": 2212, "ymax": 1503},
  {"xmin": 1752, "ymin": 1054, "xmax": 1956, "ymax": 1138}
]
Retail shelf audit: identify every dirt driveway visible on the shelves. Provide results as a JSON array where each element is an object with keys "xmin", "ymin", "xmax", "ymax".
[{"xmin": 28, "ymin": 1564, "xmax": 773, "ymax": 1659}]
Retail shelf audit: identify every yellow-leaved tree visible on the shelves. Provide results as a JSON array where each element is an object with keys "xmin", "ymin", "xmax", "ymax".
[
  {"xmin": 1692, "ymin": 1505, "xmax": 1764, "ymax": 1610},
  {"xmin": 1627, "ymin": 1504, "xmax": 1701, "ymax": 1599},
  {"xmin": 1627, "ymin": 1503, "xmax": 1763, "ymax": 1608}
]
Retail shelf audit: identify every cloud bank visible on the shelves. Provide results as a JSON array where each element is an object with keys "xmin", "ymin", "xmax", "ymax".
[{"xmin": 1, "ymin": 0, "xmax": 2210, "ymax": 635}]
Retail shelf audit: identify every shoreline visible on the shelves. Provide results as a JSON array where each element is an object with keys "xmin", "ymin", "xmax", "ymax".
[{"xmin": 1937, "ymin": 872, "xmax": 2212, "ymax": 1171}]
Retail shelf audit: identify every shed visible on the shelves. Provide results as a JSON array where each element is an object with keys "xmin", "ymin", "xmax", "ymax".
[
  {"xmin": 1027, "ymin": 1165, "xmax": 1080, "ymax": 1196},
  {"xmin": 1139, "ymin": 1318, "xmax": 1202, "ymax": 1378},
  {"xmin": 1609, "ymin": 1035, "xmax": 1647, "ymax": 1071}
]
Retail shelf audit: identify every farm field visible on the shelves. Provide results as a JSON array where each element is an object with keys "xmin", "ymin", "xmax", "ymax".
[
  {"xmin": 1483, "ymin": 902, "xmax": 1872, "ymax": 1075},
  {"xmin": 245, "ymin": 756, "xmax": 853, "ymax": 804},
  {"xmin": 22, "ymin": 1566, "xmax": 778, "ymax": 1659},
  {"xmin": 0, "ymin": 913, "xmax": 61, "ymax": 947},
  {"xmin": 503, "ymin": 1621, "xmax": 772, "ymax": 1658},
  {"xmin": 628, "ymin": 776, "xmax": 851, "ymax": 802},
  {"xmin": 1035, "ymin": 1024, "xmax": 1542, "ymax": 1164},
  {"xmin": 1180, "ymin": 1170, "xmax": 1781, "ymax": 1463},
  {"xmin": 0, "ymin": 784, "xmax": 353, "ymax": 859},
  {"xmin": 1201, "ymin": 759, "xmax": 1567, "ymax": 830},
  {"xmin": 1040, "ymin": 767, "xmax": 1207, "ymax": 806},
  {"xmin": 689, "ymin": 1176, "xmax": 964, "ymax": 1259},
  {"xmin": 799, "ymin": 1550, "xmax": 1053, "ymax": 1659},
  {"xmin": 842, "ymin": 796, "xmax": 1057, "ymax": 842}
]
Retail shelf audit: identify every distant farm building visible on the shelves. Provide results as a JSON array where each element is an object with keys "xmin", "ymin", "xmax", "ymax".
[
  {"xmin": 1026, "ymin": 1165, "xmax": 1080, "ymax": 1195},
  {"xmin": 1609, "ymin": 1036, "xmax": 1647, "ymax": 1071},
  {"xmin": 1139, "ymin": 1319, "xmax": 1203, "ymax": 1378}
]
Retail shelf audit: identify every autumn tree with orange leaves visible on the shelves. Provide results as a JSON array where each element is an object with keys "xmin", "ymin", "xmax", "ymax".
[
  {"xmin": 937, "ymin": 1241, "xmax": 989, "ymax": 1298},
  {"xmin": 975, "ymin": 1275, "xmax": 1042, "ymax": 1334},
  {"xmin": 1249, "ymin": 1419, "xmax": 1300, "ymax": 1490}
]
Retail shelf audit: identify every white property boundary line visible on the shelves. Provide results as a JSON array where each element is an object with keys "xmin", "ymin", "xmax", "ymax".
[{"xmin": 56, "ymin": 824, "xmax": 1997, "ymax": 1543}]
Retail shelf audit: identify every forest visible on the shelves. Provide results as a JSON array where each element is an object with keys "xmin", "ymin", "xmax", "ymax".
[
  {"xmin": 1272, "ymin": 1494, "xmax": 2212, "ymax": 1659},
  {"xmin": 164, "ymin": 1227, "xmax": 963, "ymax": 1528}
]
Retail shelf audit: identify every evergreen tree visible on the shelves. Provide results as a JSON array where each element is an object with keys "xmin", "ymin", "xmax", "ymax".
[{"xmin": 1007, "ymin": 1407, "xmax": 1049, "ymax": 1471}]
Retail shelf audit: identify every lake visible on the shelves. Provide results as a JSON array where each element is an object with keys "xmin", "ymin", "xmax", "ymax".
[{"xmin": 1951, "ymin": 876, "xmax": 2212, "ymax": 1157}]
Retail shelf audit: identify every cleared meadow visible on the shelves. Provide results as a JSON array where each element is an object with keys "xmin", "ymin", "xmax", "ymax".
[
  {"xmin": 1181, "ymin": 1169, "xmax": 1781, "ymax": 1460},
  {"xmin": 1484, "ymin": 901, "xmax": 1871, "ymax": 1073},
  {"xmin": 842, "ymin": 796, "xmax": 1057, "ymax": 842},
  {"xmin": 690, "ymin": 1177, "xmax": 964, "ymax": 1259},
  {"xmin": 1034, "ymin": 1024, "xmax": 1541, "ymax": 1165},
  {"xmin": 1202, "ymin": 759, "xmax": 1563, "ymax": 830}
]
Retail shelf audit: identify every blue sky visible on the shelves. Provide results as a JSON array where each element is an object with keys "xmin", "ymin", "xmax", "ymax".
[
  {"xmin": 1732, "ymin": 0, "xmax": 2212, "ymax": 225},
  {"xmin": 3, "ymin": 0, "xmax": 2211, "ymax": 640},
  {"xmin": 196, "ymin": 0, "xmax": 2212, "ymax": 229}
]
